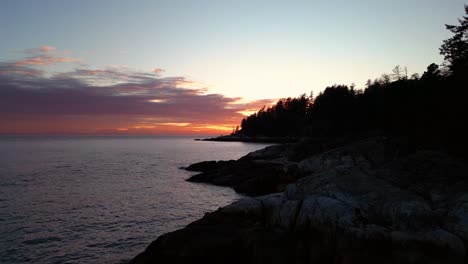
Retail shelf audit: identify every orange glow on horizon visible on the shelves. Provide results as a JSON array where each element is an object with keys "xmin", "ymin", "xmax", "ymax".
[
  {"xmin": 110, "ymin": 123, "xmax": 235, "ymax": 135},
  {"xmin": 0, "ymin": 116, "xmax": 247, "ymax": 135},
  {"xmin": 132, "ymin": 125, "xmax": 156, "ymax": 129},
  {"xmin": 156, "ymin": 122, "xmax": 190, "ymax": 127},
  {"xmin": 192, "ymin": 125, "xmax": 232, "ymax": 131},
  {"xmin": 148, "ymin": 99, "xmax": 167, "ymax": 103}
]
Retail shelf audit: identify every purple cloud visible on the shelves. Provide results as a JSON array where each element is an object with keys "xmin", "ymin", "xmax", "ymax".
[{"xmin": 0, "ymin": 54, "xmax": 274, "ymax": 134}]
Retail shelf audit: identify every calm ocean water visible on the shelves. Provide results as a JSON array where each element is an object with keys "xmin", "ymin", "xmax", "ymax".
[{"xmin": 0, "ymin": 136, "xmax": 272, "ymax": 264}]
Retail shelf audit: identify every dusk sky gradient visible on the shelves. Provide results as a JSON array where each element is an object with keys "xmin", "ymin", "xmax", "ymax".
[{"xmin": 0, "ymin": 0, "xmax": 466, "ymax": 134}]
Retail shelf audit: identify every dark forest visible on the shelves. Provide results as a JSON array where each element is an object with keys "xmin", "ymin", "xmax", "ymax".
[{"xmin": 236, "ymin": 5, "xmax": 468, "ymax": 157}]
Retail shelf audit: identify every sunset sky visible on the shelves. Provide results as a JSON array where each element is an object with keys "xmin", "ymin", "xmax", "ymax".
[{"xmin": 0, "ymin": 0, "xmax": 465, "ymax": 135}]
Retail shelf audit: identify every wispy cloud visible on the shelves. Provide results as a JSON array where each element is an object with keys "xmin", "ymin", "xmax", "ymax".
[
  {"xmin": 0, "ymin": 64, "xmax": 44, "ymax": 77},
  {"xmin": 0, "ymin": 48, "xmax": 274, "ymax": 134},
  {"xmin": 14, "ymin": 46, "xmax": 82, "ymax": 66},
  {"xmin": 153, "ymin": 68, "xmax": 165, "ymax": 74},
  {"xmin": 15, "ymin": 56, "xmax": 81, "ymax": 66},
  {"xmin": 36, "ymin": 45, "xmax": 56, "ymax": 53},
  {"xmin": 19, "ymin": 45, "xmax": 56, "ymax": 54}
]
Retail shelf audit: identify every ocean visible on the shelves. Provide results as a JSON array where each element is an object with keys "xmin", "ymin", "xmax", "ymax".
[{"xmin": 0, "ymin": 136, "xmax": 272, "ymax": 264}]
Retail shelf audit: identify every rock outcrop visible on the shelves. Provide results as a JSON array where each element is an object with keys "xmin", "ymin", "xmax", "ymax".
[
  {"xmin": 184, "ymin": 137, "xmax": 354, "ymax": 196},
  {"xmin": 131, "ymin": 137, "xmax": 468, "ymax": 263},
  {"xmin": 186, "ymin": 158, "xmax": 300, "ymax": 196}
]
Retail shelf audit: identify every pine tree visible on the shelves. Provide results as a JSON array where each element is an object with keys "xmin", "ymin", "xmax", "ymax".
[{"xmin": 440, "ymin": 5, "xmax": 468, "ymax": 75}]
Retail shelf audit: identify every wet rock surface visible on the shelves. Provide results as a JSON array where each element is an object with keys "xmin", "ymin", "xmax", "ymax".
[{"xmin": 131, "ymin": 137, "xmax": 468, "ymax": 263}]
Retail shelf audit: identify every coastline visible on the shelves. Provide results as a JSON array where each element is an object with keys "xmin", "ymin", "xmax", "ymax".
[
  {"xmin": 130, "ymin": 136, "xmax": 468, "ymax": 263},
  {"xmin": 196, "ymin": 134, "xmax": 299, "ymax": 144}
]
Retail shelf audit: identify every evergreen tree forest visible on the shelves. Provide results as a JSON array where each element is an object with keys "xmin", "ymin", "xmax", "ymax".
[{"xmin": 236, "ymin": 5, "xmax": 468, "ymax": 156}]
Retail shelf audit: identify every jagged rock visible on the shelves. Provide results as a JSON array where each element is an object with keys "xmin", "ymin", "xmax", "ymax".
[
  {"xmin": 240, "ymin": 144, "xmax": 292, "ymax": 162},
  {"xmin": 187, "ymin": 159, "xmax": 301, "ymax": 196},
  {"xmin": 132, "ymin": 137, "xmax": 468, "ymax": 263}
]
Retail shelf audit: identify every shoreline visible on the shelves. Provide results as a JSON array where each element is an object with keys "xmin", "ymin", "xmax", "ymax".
[
  {"xmin": 195, "ymin": 134, "xmax": 299, "ymax": 144},
  {"xmin": 130, "ymin": 136, "xmax": 468, "ymax": 263}
]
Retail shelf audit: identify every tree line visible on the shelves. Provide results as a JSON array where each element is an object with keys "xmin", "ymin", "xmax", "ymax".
[{"xmin": 235, "ymin": 5, "xmax": 468, "ymax": 156}]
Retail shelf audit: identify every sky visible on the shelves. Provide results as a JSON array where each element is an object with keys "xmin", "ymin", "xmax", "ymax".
[{"xmin": 0, "ymin": 0, "xmax": 466, "ymax": 135}]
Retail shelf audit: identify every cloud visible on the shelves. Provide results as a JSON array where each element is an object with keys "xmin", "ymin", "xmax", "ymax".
[
  {"xmin": 0, "ymin": 58, "xmax": 273, "ymax": 134},
  {"xmin": 15, "ymin": 55, "xmax": 82, "ymax": 66},
  {"xmin": 19, "ymin": 45, "xmax": 56, "ymax": 54},
  {"xmin": 37, "ymin": 46, "xmax": 56, "ymax": 53},
  {"xmin": 153, "ymin": 68, "xmax": 165, "ymax": 74},
  {"xmin": 0, "ymin": 64, "xmax": 44, "ymax": 77},
  {"xmin": 14, "ymin": 46, "xmax": 82, "ymax": 66},
  {"xmin": 60, "ymin": 67, "xmax": 163, "ymax": 87}
]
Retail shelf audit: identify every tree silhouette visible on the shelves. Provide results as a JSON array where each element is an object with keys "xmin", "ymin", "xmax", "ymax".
[
  {"xmin": 421, "ymin": 63, "xmax": 441, "ymax": 80},
  {"xmin": 232, "ymin": 4, "xmax": 468, "ymax": 157},
  {"xmin": 440, "ymin": 5, "xmax": 468, "ymax": 75},
  {"xmin": 391, "ymin": 65, "xmax": 407, "ymax": 81}
]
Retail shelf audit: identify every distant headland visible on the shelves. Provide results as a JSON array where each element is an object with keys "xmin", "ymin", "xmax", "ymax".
[{"xmin": 196, "ymin": 134, "xmax": 298, "ymax": 143}]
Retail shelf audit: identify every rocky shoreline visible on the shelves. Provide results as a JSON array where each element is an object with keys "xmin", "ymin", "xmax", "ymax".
[
  {"xmin": 198, "ymin": 134, "xmax": 298, "ymax": 143},
  {"xmin": 131, "ymin": 137, "xmax": 468, "ymax": 263}
]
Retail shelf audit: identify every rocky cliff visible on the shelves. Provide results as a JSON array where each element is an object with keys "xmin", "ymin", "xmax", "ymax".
[{"xmin": 131, "ymin": 137, "xmax": 468, "ymax": 263}]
